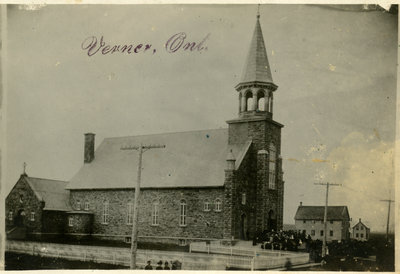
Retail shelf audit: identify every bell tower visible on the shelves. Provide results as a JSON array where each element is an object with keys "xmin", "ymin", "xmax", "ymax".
[
  {"xmin": 224, "ymin": 9, "xmax": 284, "ymax": 239},
  {"xmin": 236, "ymin": 11, "xmax": 278, "ymax": 119}
]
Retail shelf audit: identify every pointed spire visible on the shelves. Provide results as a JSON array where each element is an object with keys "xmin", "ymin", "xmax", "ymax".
[{"xmin": 237, "ymin": 10, "xmax": 275, "ymax": 87}]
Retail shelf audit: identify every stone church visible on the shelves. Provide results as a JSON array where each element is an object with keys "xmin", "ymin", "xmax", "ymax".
[{"xmin": 6, "ymin": 13, "xmax": 285, "ymax": 245}]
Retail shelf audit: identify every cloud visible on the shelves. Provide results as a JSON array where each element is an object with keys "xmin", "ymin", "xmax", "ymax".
[{"xmin": 321, "ymin": 131, "xmax": 394, "ymax": 231}]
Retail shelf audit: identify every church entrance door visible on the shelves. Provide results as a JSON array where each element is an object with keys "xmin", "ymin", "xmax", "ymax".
[
  {"xmin": 267, "ymin": 210, "xmax": 277, "ymax": 231},
  {"xmin": 240, "ymin": 214, "xmax": 248, "ymax": 240},
  {"xmin": 14, "ymin": 209, "xmax": 25, "ymax": 227}
]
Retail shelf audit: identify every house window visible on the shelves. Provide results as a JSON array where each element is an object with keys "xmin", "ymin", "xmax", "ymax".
[
  {"xmin": 68, "ymin": 216, "xmax": 73, "ymax": 227},
  {"xmin": 180, "ymin": 200, "xmax": 187, "ymax": 226},
  {"xmin": 84, "ymin": 202, "xmax": 90, "ymax": 211},
  {"xmin": 126, "ymin": 202, "xmax": 133, "ymax": 225},
  {"xmin": 179, "ymin": 239, "xmax": 187, "ymax": 246},
  {"xmin": 125, "ymin": 237, "xmax": 131, "ymax": 244},
  {"xmin": 311, "ymin": 230, "xmax": 315, "ymax": 236},
  {"xmin": 215, "ymin": 199, "xmax": 222, "ymax": 212},
  {"xmin": 356, "ymin": 233, "xmax": 359, "ymax": 237},
  {"xmin": 30, "ymin": 212, "xmax": 35, "ymax": 221},
  {"xmin": 76, "ymin": 201, "xmax": 81, "ymax": 210},
  {"xmin": 356, "ymin": 227, "xmax": 359, "ymax": 230},
  {"xmin": 8, "ymin": 211, "xmax": 13, "ymax": 221},
  {"xmin": 152, "ymin": 202, "xmax": 159, "ymax": 226},
  {"xmin": 242, "ymin": 193, "xmax": 246, "ymax": 205},
  {"xmin": 320, "ymin": 230, "xmax": 324, "ymax": 236},
  {"xmin": 330, "ymin": 230, "xmax": 333, "ymax": 237},
  {"xmin": 361, "ymin": 226, "xmax": 364, "ymax": 230},
  {"xmin": 269, "ymin": 143, "xmax": 276, "ymax": 189},
  {"xmin": 102, "ymin": 201, "xmax": 109, "ymax": 224},
  {"xmin": 303, "ymin": 220, "xmax": 306, "ymax": 224},
  {"xmin": 361, "ymin": 233, "xmax": 364, "ymax": 238}
]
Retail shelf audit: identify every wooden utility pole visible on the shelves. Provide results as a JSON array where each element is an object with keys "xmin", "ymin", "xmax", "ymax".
[
  {"xmin": 380, "ymin": 198, "xmax": 394, "ymax": 242},
  {"xmin": 121, "ymin": 143, "xmax": 166, "ymax": 269},
  {"xmin": 314, "ymin": 182, "xmax": 341, "ymax": 257}
]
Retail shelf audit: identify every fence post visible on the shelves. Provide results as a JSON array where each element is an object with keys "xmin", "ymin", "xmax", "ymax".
[
  {"xmin": 251, "ymin": 257, "xmax": 254, "ymax": 271},
  {"xmin": 113, "ymin": 252, "xmax": 116, "ymax": 265},
  {"xmin": 207, "ymin": 244, "xmax": 210, "ymax": 254},
  {"xmin": 230, "ymin": 246, "xmax": 232, "ymax": 256},
  {"xmin": 189, "ymin": 243, "xmax": 191, "ymax": 253}
]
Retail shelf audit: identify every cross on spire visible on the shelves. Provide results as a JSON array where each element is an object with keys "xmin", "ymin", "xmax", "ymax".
[
  {"xmin": 23, "ymin": 162, "xmax": 27, "ymax": 175},
  {"xmin": 257, "ymin": 4, "xmax": 260, "ymax": 19}
]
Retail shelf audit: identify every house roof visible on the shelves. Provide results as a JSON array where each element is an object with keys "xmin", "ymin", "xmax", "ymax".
[
  {"xmin": 67, "ymin": 128, "xmax": 238, "ymax": 190},
  {"xmin": 352, "ymin": 220, "xmax": 370, "ymax": 229},
  {"xmin": 238, "ymin": 16, "xmax": 274, "ymax": 86},
  {"xmin": 294, "ymin": 206, "xmax": 350, "ymax": 221},
  {"xmin": 24, "ymin": 176, "xmax": 71, "ymax": 211}
]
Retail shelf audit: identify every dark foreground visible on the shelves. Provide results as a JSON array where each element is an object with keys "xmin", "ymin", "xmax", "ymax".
[{"xmin": 5, "ymin": 252, "xmax": 128, "ymax": 270}]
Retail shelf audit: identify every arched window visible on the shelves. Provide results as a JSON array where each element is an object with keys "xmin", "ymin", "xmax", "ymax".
[
  {"xmin": 242, "ymin": 193, "xmax": 246, "ymax": 205},
  {"xmin": 84, "ymin": 201, "xmax": 90, "ymax": 211},
  {"xmin": 245, "ymin": 91, "xmax": 253, "ymax": 111},
  {"xmin": 152, "ymin": 202, "xmax": 159, "ymax": 225},
  {"xmin": 257, "ymin": 90, "xmax": 266, "ymax": 111},
  {"xmin": 204, "ymin": 199, "xmax": 210, "ymax": 211},
  {"xmin": 76, "ymin": 200, "xmax": 81, "ymax": 210},
  {"xmin": 102, "ymin": 201, "xmax": 109, "ymax": 224},
  {"xmin": 180, "ymin": 200, "xmax": 187, "ymax": 226},
  {"xmin": 8, "ymin": 211, "xmax": 13, "ymax": 221},
  {"xmin": 269, "ymin": 143, "xmax": 276, "ymax": 189},
  {"xmin": 126, "ymin": 202, "xmax": 133, "ymax": 225},
  {"xmin": 214, "ymin": 199, "xmax": 222, "ymax": 212}
]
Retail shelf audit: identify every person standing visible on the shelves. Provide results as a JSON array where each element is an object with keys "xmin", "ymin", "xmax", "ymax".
[
  {"xmin": 164, "ymin": 261, "xmax": 170, "ymax": 270},
  {"xmin": 145, "ymin": 260, "xmax": 153, "ymax": 270},
  {"xmin": 156, "ymin": 260, "xmax": 163, "ymax": 270}
]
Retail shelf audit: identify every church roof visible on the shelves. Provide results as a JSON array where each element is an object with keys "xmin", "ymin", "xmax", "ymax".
[
  {"xmin": 67, "ymin": 129, "xmax": 232, "ymax": 190},
  {"xmin": 294, "ymin": 206, "xmax": 350, "ymax": 221},
  {"xmin": 24, "ymin": 176, "xmax": 71, "ymax": 211},
  {"xmin": 239, "ymin": 16, "xmax": 274, "ymax": 86}
]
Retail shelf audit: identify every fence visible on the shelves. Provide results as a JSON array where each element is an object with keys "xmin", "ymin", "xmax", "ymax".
[
  {"xmin": 190, "ymin": 242, "xmax": 310, "ymax": 269},
  {"xmin": 5, "ymin": 240, "xmax": 253, "ymax": 270}
]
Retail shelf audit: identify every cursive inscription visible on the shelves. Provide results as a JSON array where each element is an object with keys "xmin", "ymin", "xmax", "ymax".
[
  {"xmin": 165, "ymin": 32, "xmax": 210, "ymax": 53},
  {"xmin": 81, "ymin": 33, "xmax": 210, "ymax": 57},
  {"xmin": 81, "ymin": 36, "xmax": 154, "ymax": 57}
]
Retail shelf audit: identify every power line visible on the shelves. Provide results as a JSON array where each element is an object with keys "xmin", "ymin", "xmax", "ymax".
[
  {"xmin": 121, "ymin": 144, "xmax": 166, "ymax": 269},
  {"xmin": 314, "ymin": 182, "xmax": 341, "ymax": 257},
  {"xmin": 380, "ymin": 198, "xmax": 394, "ymax": 242}
]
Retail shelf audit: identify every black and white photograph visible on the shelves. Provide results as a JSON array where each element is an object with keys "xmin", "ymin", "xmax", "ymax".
[{"xmin": 1, "ymin": 3, "xmax": 398, "ymax": 271}]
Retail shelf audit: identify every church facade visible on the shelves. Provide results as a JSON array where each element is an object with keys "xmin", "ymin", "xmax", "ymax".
[{"xmin": 6, "ymin": 13, "xmax": 285, "ymax": 245}]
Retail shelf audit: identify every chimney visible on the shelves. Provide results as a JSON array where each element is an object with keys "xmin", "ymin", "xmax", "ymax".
[
  {"xmin": 359, "ymin": 218, "xmax": 361, "ymax": 222},
  {"xmin": 300, "ymin": 201, "xmax": 303, "ymax": 206},
  {"xmin": 84, "ymin": 133, "xmax": 95, "ymax": 164}
]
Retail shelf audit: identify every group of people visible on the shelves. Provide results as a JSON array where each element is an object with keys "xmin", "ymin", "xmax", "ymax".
[
  {"xmin": 144, "ymin": 260, "xmax": 181, "ymax": 270},
  {"xmin": 256, "ymin": 229, "xmax": 305, "ymax": 251}
]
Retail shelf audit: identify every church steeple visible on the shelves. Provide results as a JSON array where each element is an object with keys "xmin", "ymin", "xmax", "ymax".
[{"xmin": 235, "ymin": 10, "xmax": 278, "ymax": 118}]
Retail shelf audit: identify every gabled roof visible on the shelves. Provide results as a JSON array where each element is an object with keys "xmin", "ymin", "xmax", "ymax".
[
  {"xmin": 352, "ymin": 220, "xmax": 370, "ymax": 229},
  {"xmin": 238, "ymin": 16, "xmax": 274, "ymax": 86},
  {"xmin": 67, "ymin": 129, "xmax": 235, "ymax": 190},
  {"xmin": 24, "ymin": 176, "xmax": 71, "ymax": 211},
  {"xmin": 294, "ymin": 206, "xmax": 350, "ymax": 221}
]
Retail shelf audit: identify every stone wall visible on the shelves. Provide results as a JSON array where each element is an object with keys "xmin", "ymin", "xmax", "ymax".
[
  {"xmin": 5, "ymin": 175, "xmax": 44, "ymax": 234},
  {"xmin": 227, "ymin": 117, "xmax": 284, "ymax": 240},
  {"xmin": 69, "ymin": 187, "xmax": 225, "ymax": 243},
  {"xmin": 66, "ymin": 212, "xmax": 93, "ymax": 234}
]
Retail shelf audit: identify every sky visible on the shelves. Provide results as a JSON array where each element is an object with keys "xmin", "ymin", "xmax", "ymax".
[{"xmin": 4, "ymin": 4, "xmax": 397, "ymax": 231}]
